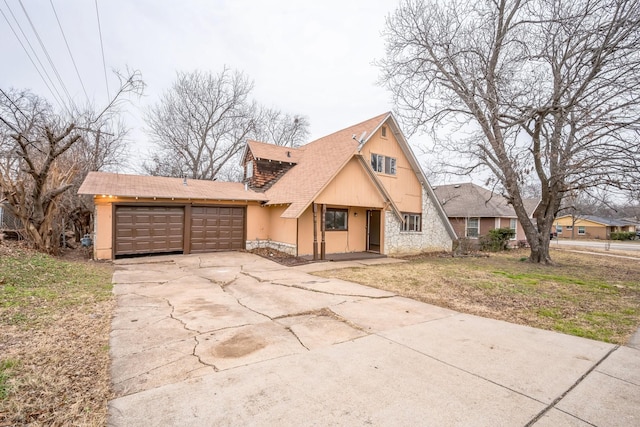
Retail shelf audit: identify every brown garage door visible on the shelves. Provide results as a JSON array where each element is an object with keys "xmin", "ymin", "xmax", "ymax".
[
  {"xmin": 115, "ymin": 206, "xmax": 184, "ymax": 256},
  {"xmin": 190, "ymin": 206, "xmax": 245, "ymax": 252}
]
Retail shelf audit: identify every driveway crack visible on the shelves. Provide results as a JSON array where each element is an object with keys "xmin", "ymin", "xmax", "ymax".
[{"xmin": 268, "ymin": 280, "xmax": 395, "ymax": 299}]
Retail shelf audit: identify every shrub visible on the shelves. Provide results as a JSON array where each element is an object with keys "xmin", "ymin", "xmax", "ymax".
[
  {"xmin": 610, "ymin": 231, "xmax": 635, "ymax": 241},
  {"xmin": 479, "ymin": 228, "xmax": 516, "ymax": 252}
]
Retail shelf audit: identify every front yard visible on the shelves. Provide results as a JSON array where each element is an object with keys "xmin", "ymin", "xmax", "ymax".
[
  {"xmin": 0, "ymin": 245, "xmax": 113, "ymax": 426},
  {"xmin": 315, "ymin": 249, "xmax": 640, "ymax": 344}
]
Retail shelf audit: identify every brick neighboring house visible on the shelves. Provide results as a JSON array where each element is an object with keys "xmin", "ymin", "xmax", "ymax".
[
  {"xmin": 553, "ymin": 215, "xmax": 637, "ymax": 240},
  {"xmin": 79, "ymin": 112, "xmax": 456, "ymax": 260},
  {"xmin": 433, "ymin": 183, "xmax": 539, "ymax": 245}
]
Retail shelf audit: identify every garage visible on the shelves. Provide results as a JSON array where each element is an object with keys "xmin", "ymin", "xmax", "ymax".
[
  {"xmin": 115, "ymin": 206, "xmax": 185, "ymax": 256},
  {"xmin": 114, "ymin": 205, "xmax": 246, "ymax": 257},
  {"xmin": 190, "ymin": 206, "xmax": 245, "ymax": 252}
]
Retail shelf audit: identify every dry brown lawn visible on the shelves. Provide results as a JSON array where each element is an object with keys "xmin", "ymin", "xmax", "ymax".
[
  {"xmin": 314, "ymin": 248, "xmax": 640, "ymax": 344},
  {"xmin": 0, "ymin": 243, "xmax": 114, "ymax": 427}
]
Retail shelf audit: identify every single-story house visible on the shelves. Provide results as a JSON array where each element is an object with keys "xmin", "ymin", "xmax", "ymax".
[
  {"xmin": 553, "ymin": 215, "xmax": 637, "ymax": 239},
  {"xmin": 78, "ymin": 112, "xmax": 456, "ymax": 260},
  {"xmin": 432, "ymin": 183, "xmax": 539, "ymax": 245}
]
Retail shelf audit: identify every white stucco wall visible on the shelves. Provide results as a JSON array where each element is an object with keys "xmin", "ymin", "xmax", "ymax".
[{"xmin": 385, "ymin": 187, "xmax": 453, "ymax": 255}]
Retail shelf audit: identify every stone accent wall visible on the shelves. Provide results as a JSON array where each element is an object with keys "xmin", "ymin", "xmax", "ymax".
[
  {"xmin": 384, "ymin": 187, "xmax": 453, "ymax": 255},
  {"xmin": 245, "ymin": 239, "xmax": 297, "ymax": 256}
]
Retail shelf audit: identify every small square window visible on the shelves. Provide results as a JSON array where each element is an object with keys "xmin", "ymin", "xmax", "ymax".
[
  {"xmin": 578, "ymin": 226, "xmax": 586, "ymax": 235},
  {"xmin": 402, "ymin": 213, "xmax": 422, "ymax": 232},
  {"xmin": 325, "ymin": 208, "xmax": 348, "ymax": 231}
]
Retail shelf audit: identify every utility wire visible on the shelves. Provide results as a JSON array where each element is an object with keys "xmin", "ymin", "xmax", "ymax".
[
  {"xmin": 18, "ymin": 0, "xmax": 75, "ymax": 115},
  {"xmin": 49, "ymin": 0, "xmax": 90, "ymax": 104},
  {"xmin": 0, "ymin": 1, "xmax": 66, "ymax": 112},
  {"xmin": 94, "ymin": 0, "xmax": 110, "ymax": 100}
]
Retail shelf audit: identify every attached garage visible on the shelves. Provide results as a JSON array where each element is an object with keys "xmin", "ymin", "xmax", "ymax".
[
  {"xmin": 190, "ymin": 206, "xmax": 245, "ymax": 252},
  {"xmin": 115, "ymin": 206, "xmax": 184, "ymax": 256},
  {"xmin": 78, "ymin": 172, "xmax": 268, "ymax": 260}
]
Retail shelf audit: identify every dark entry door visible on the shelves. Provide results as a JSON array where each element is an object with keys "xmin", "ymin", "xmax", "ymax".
[{"xmin": 367, "ymin": 210, "xmax": 381, "ymax": 252}]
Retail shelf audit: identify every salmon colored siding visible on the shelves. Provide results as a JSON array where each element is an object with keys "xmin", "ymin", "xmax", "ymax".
[
  {"xmin": 246, "ymin": 205, "xmax": 269, "ymax": 241},
  {"xmin": 297, "ymin": 205, "xmax": 370, "ymax": 256},
  {"xmin": 315, "ymin": 157, "xmax": 386, "ymax": 208},
  {"xmin": 360, "ymin": 127, "xmax": 422, "ymax": 213},
  {"xmin": 94, "ymin": 200, "xmax": 113, "ymax": 260}
]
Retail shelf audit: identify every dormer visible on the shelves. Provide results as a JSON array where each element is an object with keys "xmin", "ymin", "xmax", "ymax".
[{"xmin": 242, "ymin": 140, "xmax": 301, "ymax": 191}]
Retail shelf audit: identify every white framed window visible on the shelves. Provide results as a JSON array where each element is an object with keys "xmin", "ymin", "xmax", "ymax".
[
  {"xmin": 402, "ymin": 213, "xmax": 422, "ymax": 232},
  {"xmin": 466, "ymin": 217, "xmax": 479, "ymax": 238},
  {"xmin": 556, "ymin": 225, "xmax": 563, "ymax": 234},
  {"xmin": 509, "ymin": 218, "xmax": 517, "ymax": 240},
  {"xmin": 371, "ymin": 153, "xmax": 396, "ymax": 175},
  {"xmin": 566, "ymin": 225, "xmax": 573, "ymax": 231},
  {"xmin": 578, "ymin": 226, "xmax": 586, "ymax": 235},
  {"xmin": 246, "ymin": 160, "xmax": 254, "ymax": 179}
]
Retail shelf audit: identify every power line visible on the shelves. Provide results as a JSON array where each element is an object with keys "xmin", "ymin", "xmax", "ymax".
[
  {"xmin": 0, "ymin": 0, "xmax": 66, "ymax": 112},
  {"xmin": 49, "ymin": 0, "xmax": 90, "ymax": 104},
  {"xmin": 17, "ymin": 0, "xmax": 75, "ymax": 114},
  {"xmin": 94, "ymin": 0, "xmax": 110, "ymax": 100}
]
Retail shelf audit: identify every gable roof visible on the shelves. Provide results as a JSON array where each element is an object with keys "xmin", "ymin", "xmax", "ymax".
[
  {"xmin": 434, "ymin": 183, "xmax": 539, "ymax": 218},
  {"xmin": 78, "ymin": 172, "xmax": 267, "ymax": 202},
  {"xmin": 245, "ymin": 140, "xmax": 303, "ymax": 163},
  {"xmin": 556, "ymin": 214, "xmax": 635, "ymax": 227},
  {"xmin": 264, "ymin": 112, "xmax": 390, "ymax": 218}
]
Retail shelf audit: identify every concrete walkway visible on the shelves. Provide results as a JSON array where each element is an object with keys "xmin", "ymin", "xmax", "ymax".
[{"xmin": 108, "ymin": 252, "xmax": 640, "ymax": 426}]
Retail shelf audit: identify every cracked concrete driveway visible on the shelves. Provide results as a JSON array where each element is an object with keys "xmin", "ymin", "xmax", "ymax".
[{"xmin": 108, "ymin": 252, "xmax": 640, "ymax": 426}]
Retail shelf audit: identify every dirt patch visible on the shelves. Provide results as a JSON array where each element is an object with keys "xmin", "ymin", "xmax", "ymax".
[
  {"xmin": 247, "ymin": 248, "xmax": 310, "ymax": 267},
  {"xmin": 212, "ymin": 331, "xmax": 267, "ymax": 358}
]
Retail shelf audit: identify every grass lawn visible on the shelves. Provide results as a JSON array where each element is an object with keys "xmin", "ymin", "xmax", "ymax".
[
  {"xmin": 314, "ymin": 249, "xmax": 640, "ymax": 344},
  {"xmin": 0, "ymin": 245, "xmax": 114, "ymax": 426}
]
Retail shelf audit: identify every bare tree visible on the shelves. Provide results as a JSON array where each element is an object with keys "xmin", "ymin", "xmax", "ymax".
[
  {"xmin": 0, "ymin": 72, "xmax": 143, "ymax": 253},
  {"xmin": 144, "ymin": 68, "xmax": 257, "ymax": 180},
  {"xmin": 379, "ymin": 0, "xmax": 640, "ymax": 263},
  {"xmin": 253, "ymin": 108, "xmax": 310, "ymax": 147},
  {"xmin": 143, "ymin": 68, "xmax": 310, "ymax": 180}
]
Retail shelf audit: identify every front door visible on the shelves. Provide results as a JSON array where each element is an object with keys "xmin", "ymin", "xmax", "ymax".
[{"xmin": 367, "ymin": 210, "xmax": 381, "ymax": 252}]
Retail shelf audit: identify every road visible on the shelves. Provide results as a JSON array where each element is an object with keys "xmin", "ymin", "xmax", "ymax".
[{"xmin": 551, "ymin": 238, "xmax": 640, "ymax": 252}]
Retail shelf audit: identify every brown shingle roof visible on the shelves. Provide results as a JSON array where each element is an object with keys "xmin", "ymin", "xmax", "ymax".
[
  {"xmin": 78, "ymin": 172, "xmax": 267, "ymax": 201},
  {"xmin": 433, "ymin": 183, "xmax": 539, "ymax": 218},
  {"xmin": 246, "ymin": 140, "xmax": 303, "ymax": 163},
  {"xmin": 265, "ymin": 112, "xmax": 391, "ymax": 218}
]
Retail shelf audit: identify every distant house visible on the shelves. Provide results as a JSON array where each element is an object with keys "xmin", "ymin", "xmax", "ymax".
[
  {"xmin": 433, "ymin": 183, "xmax": 539, "ymax": 245},
  {"xmin": 79, "ymin": 112, "xmax": 456, "ymax": 260},
  {"xmin": 553, "ymin": 215, "xmax": 637, "ymax": 239}
]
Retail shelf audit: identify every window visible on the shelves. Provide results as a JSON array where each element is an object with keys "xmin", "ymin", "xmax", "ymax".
[
  {"xmin": 381, "ymin": 126, "xmax": 387, "ymax": 138},
  {"xmin": 402, "ymin": 213, "xmax": 422, "ymax": 232},
  {"xmin": 556, "ymin": 225, "xmax": 563, "ymax": 234},
  {"xmin": 509, "ymin": 218, "xmax": 517, "ymax": 240},
  {"xmin": 371, "ymin": 153, "xmax": 396, "ymax": 175},
  {"xmin": 578, "ymin": 226, "xmax": 586, "ymax": 235},
  {"xmin": 246, "ymin": 160, "xmax": 254, "ymax": 179},
  {"xmin": 566, "ymin": 225, "xmax": 573, "ymax": 231},
  {"xmin": 325, "ymin": 208, "xmax": 348, "ymax": 231},
  {"xmin": 466, "ymin": 217, "xmax": 479, "ymax": 238}
]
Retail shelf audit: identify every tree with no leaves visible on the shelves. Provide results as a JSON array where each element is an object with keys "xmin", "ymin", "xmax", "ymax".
[
  {"xmin": 143, "ymin": 68, "xmax": 310, "ymax": 180},
  {"xmin": 379, "ymin": 0, "xmax": 640, "ymax": 263},
  {"xmin": 0, "ymin": 72, "xmax": 143, "ymax": 253}
]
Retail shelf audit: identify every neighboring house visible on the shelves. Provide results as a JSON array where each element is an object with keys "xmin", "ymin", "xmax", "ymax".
[
  {"xmin": 78, "ymin": 112, "xmax": 456, "ymax": 260},
  {"xmin": 553, "ymin": 215, "xmax": 637, "ymax": 240},
  {"xmin": 433, "ymin": 183, "xmax": 539, "ymax": 245}
]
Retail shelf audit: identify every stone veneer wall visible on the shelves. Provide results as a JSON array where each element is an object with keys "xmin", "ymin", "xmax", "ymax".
[
  {"xmin": 384, "ymin": 187, "xmax": 453, "ymax": 255},
  {"xmin": 245, "ymin": 239, "xmax": 297, "ymax": 256}
]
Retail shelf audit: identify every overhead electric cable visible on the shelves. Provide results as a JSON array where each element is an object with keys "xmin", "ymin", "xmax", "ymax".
[
  {"xmin": 18, "ymin": 0, "xmax": 75, "ymax": 114},
  {"xmin": 94, "ymin": 0, "xmax": 110, "ymax": 100},
  {"xmin": 0, "ymin": 1, "xmax": 66, "ymax": 111},
  {"xmin": 49, "ymin": 0, "xmax": 90, "ymax": 104}
]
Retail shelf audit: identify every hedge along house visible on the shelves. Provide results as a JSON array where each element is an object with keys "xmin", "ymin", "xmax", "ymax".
[{"xmin": 79, "ymin": 112, "xmax": 455, "ymax": 260}]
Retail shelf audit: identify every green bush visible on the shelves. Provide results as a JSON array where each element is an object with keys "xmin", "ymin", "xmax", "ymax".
[
  {"xmin": 479, "ymin": 228, "xmax": 516, "ymax": 252},
  {"xmin": 610, "ymin": 231, "xmax": 635, "ymax": 241}
]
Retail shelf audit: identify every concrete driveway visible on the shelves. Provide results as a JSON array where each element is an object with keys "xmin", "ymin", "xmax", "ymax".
[{"xmin": 108, "ymin": 252, "xmax": 639, "ymax": 426}]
